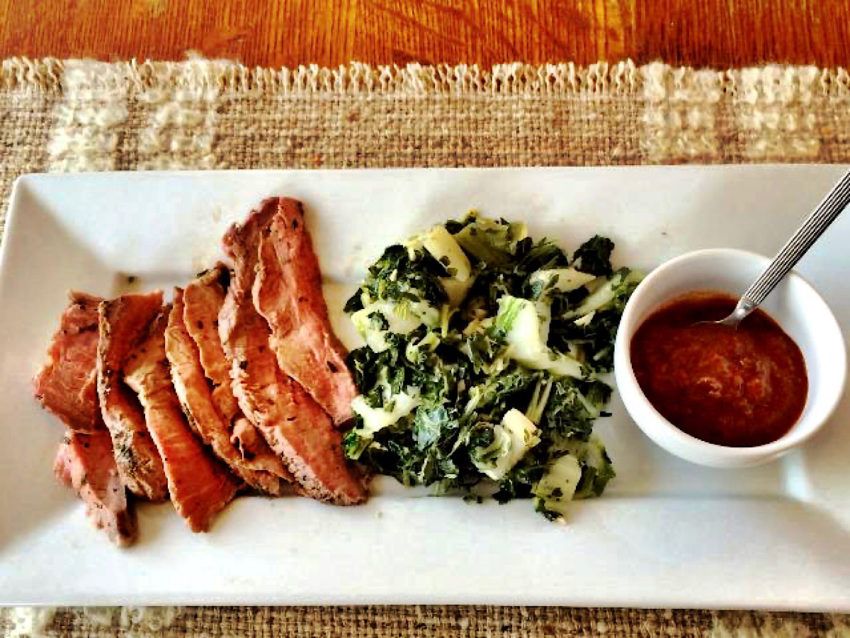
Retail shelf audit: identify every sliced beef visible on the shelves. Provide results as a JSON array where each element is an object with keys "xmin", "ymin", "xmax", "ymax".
[
  {"xmin": 183, "ymin": 266, "xmax": 240, "ymax": 420},
  {"xmin": 165, "ymin": 288, "xmax": 289, "ymax": 495},
  {"xmin": 184, "ymin": 266, "xmax": 265, "ymax": 441},
  {"xmin": 124, "ymin": 308, "xmax": 239, "ymax": 532},
  {"xmin": 231, "ymin": 416, "xmax": 292, "ymax": 475},
  {"xmin": 54, "ymin": 429, "xmax": 136, "ymax": 546},
  {"xmin": 253, "ymin": 198, "xmax": 357, "ymax": 425},
  {"xmin": 97, "ymin": 293, "xmax": 169, "ymax": 502},
  {"xmin": 36, "ymin": 293, "xmax": 136, "ymax": 545},
  {"xmin": 183, "ymin": 267, "xmax": 292, "ymax": 485},
  {"xmin": 220, "ymin": 203, "xmax": 365, "ymax": 505},
  {"xmin": 34, "ymin": 292, "xmax": 104, "ymax": 431}
]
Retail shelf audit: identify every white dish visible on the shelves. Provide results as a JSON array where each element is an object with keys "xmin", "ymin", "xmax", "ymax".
[
  {"xmin": 615, "ymin": 248, "xmax": 846, "ymax": 468},
  {"xmin": 0, "ymin": 167, "xmax": 849, "ymax": 609}
]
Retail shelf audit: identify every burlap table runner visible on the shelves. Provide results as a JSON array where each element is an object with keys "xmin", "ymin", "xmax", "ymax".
[{"xmin": 1, "ymin": 57, "xmax": 849, "ymax": 637}]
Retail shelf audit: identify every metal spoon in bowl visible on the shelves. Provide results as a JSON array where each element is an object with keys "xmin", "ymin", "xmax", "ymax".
[{"xmin": 716, "ymin": 169, "xmax": 850, "ymax": 327}]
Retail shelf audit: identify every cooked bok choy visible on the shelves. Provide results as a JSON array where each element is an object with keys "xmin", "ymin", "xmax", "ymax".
[{"xmin": 342, "ymin": 212, "xmax": 642, "ymax": 521}]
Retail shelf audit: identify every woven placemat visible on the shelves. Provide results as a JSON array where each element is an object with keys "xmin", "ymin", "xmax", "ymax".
[{"xmin": 1, "ymin": 57, "xmax": 850, "ymax": 637}]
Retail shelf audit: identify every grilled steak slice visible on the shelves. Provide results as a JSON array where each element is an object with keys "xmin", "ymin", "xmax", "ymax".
[
  {"xmin": 253, "ymin": 198, "xmax": 357, "ymax": 425},
  {"xmin": 166, "ymin": 288, "xmax": 289, "ymax": 495},
  {"xmin": 184, "ymin": 267, "xmax": 270, "ymax": 437},
  {"xmin": 37, "ymin": 293, "xmax": 136, "ymax": 544},
  {"xmin": 183, "ymin": 266, "xmax": 240, "ymax": 418},
  {"xmin": 34, "ymin": 292, "xmax": 104, "ymax": 431},
  {"xmin": 230, "ymin": 416, "xmax": 293, "ymax": 474},
  {"xmin": 54, "ymin": 429, "xmax": 136, "ymax": 546},
  {"xmin": 97, "ymin": 293, "xmax": 168, "ymax": 501},
  {"xmin": 183, "ymin": 267, "xmax": 291, "ymax": 483},
  {"xmin": 125, "ymin": 308, "xmax": 239, "ymax": 532},
  {"xmin": 220, "ymin": 203, "xmax": 365, "ymax": 505}
]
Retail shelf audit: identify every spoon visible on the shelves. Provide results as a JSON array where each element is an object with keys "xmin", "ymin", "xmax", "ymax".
[{"xmin": 716, "ymin": 169, "xmax": 850, "ymax": 327}]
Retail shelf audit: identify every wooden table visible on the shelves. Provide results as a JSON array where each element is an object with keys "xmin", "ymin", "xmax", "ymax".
[{"xmin": 2, "ymin": 0, "xmax": 850, "ymax": 67}]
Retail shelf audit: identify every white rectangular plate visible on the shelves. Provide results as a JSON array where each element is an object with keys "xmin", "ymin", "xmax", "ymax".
[{"xmin": 1, "ymin": 167, "xmax": 849, "ymax": 609}]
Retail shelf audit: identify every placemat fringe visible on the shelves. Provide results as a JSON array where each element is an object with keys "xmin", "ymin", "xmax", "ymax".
[{"xmin": 3, "ymin": 56, "xmax": 850, "ymax": 98}]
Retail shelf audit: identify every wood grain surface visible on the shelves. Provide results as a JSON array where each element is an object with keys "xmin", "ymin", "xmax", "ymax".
[{"xmin": 2, "ymin": 0, "xmax": 850, "ymax": 67}]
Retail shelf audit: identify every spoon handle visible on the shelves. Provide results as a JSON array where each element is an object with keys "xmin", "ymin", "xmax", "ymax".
[{"xmin": 742, "ymin": 169, "xmax": 850, "ymax": 309}]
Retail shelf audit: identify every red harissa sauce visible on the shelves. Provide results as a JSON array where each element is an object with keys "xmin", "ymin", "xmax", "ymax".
[{"xmin": 630, "ymin": 293, "xmax": 808, "ymax": 447}]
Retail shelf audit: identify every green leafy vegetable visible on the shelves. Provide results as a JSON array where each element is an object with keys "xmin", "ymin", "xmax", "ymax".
[
  {"xmin": 573, "ymin": 235, "xmax": 615, "ymax": 277},
  {"xmin": 343, "ymin": 211, "xmax": 641, "ymax": 521}
]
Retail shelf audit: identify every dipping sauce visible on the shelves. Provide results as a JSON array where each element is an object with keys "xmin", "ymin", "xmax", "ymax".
[{"xmin": 630, "ymin": 293, "xmax": 808, "ymax": 447}]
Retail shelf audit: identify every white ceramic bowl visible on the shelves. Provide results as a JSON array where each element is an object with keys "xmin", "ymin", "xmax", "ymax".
[{"xmin": 614, "ymin": 248, "xmax": 846, "ymax": 468}]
